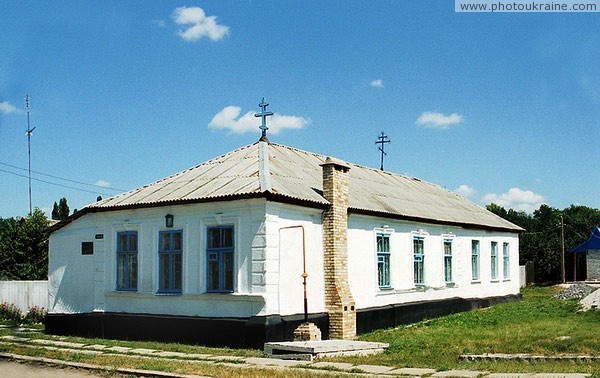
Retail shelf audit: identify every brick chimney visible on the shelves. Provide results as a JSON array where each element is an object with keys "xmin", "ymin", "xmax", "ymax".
[{"xmin": 320, "ymin": 157, "xmax": 356, "ymax": 340}]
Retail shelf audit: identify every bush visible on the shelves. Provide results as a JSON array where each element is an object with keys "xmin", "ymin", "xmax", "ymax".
[
  {"xmin": 0, "ymin": 302, "xmax": 46, "ymax": 325},
  {"xmin": 23, "ymin": 306, "xmax": 47, "ymax": 324},
  {"xmin": 0, "ymin": 302, "xmax": 23, "ymax": 324}
]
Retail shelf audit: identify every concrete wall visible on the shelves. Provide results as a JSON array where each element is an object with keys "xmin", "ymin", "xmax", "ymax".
[
  {"xmin": 0, "ymin": 280, "xmax": 48, "ymax": 312},
  {"xmin": 587, "ymin": 250, "xmax": 600, "ymax": 280}
]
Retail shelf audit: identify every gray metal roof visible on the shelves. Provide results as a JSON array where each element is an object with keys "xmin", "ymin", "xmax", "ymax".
[{"xmin": 87, "ymin": 141, "xmax": 521, "ymax": 232}]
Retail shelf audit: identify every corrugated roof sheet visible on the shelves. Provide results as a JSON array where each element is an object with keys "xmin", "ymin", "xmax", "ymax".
[{"xmin": 88, "ymin": 141, "xmax": 521, "ymax": 232}]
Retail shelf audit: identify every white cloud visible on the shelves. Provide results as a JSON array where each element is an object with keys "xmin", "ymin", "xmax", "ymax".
[
  {"xmin": 370, "ymin": 79, "xmax": 384, "ymax": 88},
  {"xmin": 454, "ymin": 184, "xmax": 476, "ymax": 198},
  {"xmin": 416, "ymin": 111, "xmax": 463, "ymax": 129},
  {"xmin": 153, "ymin": 19, "xmax": 166, "ymax": 28},
  {"xmin": 172, "ymin": 6, "xmax": 229, "ymax": 42},
  {"xmin": 0, "ymin": 101, "xmax": 21, "ymax": 115},
  {"xmin": 208, "ymin": 105, "xmax": 310, "ymax": 135},
  {"xmin": 94, "ymin": 180, "xmax": 112, "ymax": 188},
  {"xmin": 481, "ymin": 187, "xmax": 545, "ymax": 213}
]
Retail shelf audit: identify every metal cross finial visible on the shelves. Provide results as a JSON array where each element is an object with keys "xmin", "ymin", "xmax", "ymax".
[
  {"xmin": 254, "ymin": 97, "xmax": 273, "ymax": 140},
  {"xmin": 375, "ymin": 132, "xmax": 391, "ymax": 171}
]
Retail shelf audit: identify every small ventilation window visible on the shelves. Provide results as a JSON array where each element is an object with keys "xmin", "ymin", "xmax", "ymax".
[{"xmin": 82, "ymin": 242, "xmax": 94, "ymax": 255}]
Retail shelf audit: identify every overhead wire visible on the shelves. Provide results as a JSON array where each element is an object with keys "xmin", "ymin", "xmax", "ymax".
[{"xmin": 0, "ymin": 161, "xmax": 126, "ymax": 193}]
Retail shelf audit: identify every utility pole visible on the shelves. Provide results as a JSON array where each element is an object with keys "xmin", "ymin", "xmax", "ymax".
[
  {"xmin": 560, "ymin": 214, "xmax": 565, "ymax": 283},
  {"xmin": 25, "ymin": 94, "xmax": 36, "ymax": 217}
]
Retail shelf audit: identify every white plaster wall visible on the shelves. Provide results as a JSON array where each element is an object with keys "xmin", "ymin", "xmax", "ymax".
[
  {"xmin": 49, "ymin": 199, "xmax": 269, "ymax": 318},
  {"xmin": 49, "ymin": 198, "xmax": 521, "ymax": 319},
  {"xmin": 347, "ymin": 214, "xmax": 520, "ymax": 310},
  {"xmin": 266, "ymin": 203, "xmax": 325, "ymax": 317},
  {"xmin": 48, "ymin": 216, "xmax": 99, "ymax": 314}
]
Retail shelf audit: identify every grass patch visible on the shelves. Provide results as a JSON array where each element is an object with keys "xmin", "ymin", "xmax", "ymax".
[
  {"xmin": 2, "ymin": 286, "xmax": 600, "ymax": 376},
  {"xmin": 327, "ymin": 286, "xmax": 600, "ymax": 374}
]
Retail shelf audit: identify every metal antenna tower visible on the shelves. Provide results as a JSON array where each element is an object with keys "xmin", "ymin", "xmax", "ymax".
[
  {"xmin": 375, "ymin": 132, "xmax": 390, "ymax": 171},
  {"xmin": 25, "ymin": 94, "xmax": 36, "ymax": 216}
]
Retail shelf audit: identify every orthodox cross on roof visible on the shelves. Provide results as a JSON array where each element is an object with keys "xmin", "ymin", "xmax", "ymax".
[
  {"xmin": 375, "ymin": 132, "xmax": 391, "ymax": 171},
  {"xmin": 255, "ymin": 97, "xmax": 273, "ymax": 142}
]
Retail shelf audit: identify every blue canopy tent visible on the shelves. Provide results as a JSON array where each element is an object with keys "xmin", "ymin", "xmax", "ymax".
[
  {"xmin": 568, "ymin": 226, "xmax": 600, "ymax": 281},
  {"xmin": 570, "ymin": 226, "xmax": 600, "ymax": 253}
]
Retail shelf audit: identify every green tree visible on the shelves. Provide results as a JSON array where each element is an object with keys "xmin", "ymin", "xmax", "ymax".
[
  {"xmin": 487, "ymin": 202, "xmax": 600, "ymax": 283},
  {"xmin": 0, "ymin": 209, "xmax": 49, "ymax": 280},
  {"xmin": 57, "ymin": 198, "xmax": 70, "ymax": 221},
  {"xmin": 51, "ymin": 197, "xmax": 71, "ymax": 221}
]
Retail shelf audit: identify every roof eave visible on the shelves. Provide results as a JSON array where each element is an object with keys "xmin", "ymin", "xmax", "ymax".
[{"xmin": 349, "ymin": 207, "xmax": 524, "ymax": 233}]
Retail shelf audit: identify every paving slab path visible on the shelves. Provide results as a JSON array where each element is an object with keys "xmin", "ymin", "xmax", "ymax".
[{"xmin": 0, "ymin": 334, "xmax": 594, "ymax": 378}]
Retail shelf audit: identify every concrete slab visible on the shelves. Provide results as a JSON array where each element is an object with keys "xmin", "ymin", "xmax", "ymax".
[
  {"xmin": 432, "ymin": 370, "xmax": 487, "ymax": 377},
  {"xmin": 185, "ymin": 353, "xmax": 213, "ymax": 359},
  {"xmin": 130, "ymin": 348, "xmax": 158, "ymax": 355},
  {"xmin": 244, "ymin": 357, "xmax": 309, "ymax": 367},
  {"xmin": 388, "ymin": 367, "xmax": 438, "ymax": 376},
  {"xmin": 532, "ymin": 374, "xmax": 590, "ymax": 378},
  {"xmin": 106, "ymin": 346, "xmax": 133, "ymax": 353},
  {"xmin": 354, "ymin": 364, "xmax": 395, "ymax": 374},
  {"xmin": 154, "ymin": 351, "xmax": 189, "ymax": 358},
  {"xmin": 487, "ymin": 374, "xmax": 535, "ymax": 378},
  {"xmin": 265, "ymin": 339, "xmax": 388, "ymax": 359},
  {"xmin": 83, "ymin": 344, "xmax": 108, "ymax": 350},
  {"xmin": 309, "ymin": 361, "xmax": 355, "ymax": 370},
  {"xmin": 206, "ymin": 355, "xmax": 246, "ymax": 362},
  {"xmin": 0, "ymin": 335, "xmax": 30, "ymax": 342}
]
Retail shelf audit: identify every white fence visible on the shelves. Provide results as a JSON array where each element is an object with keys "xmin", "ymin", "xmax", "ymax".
[{"xmin": 0, "ymin": 280, "xmax": 48, "ymax": 312}]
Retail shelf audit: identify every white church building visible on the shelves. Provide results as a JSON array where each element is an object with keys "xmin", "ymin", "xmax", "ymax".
[{"xmin": 47, "ymin": 105, "xmax": 522, "ymax": 347}]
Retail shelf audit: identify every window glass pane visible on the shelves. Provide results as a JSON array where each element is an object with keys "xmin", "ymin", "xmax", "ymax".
[
  {"xmin": 503, "ymin": 243, "xmax": 510, "ymax": 278},
  {"xmin": 445, "ymin": 256, "xmax": 452, "ymax": 282},
  {"xmin": 129, "ymin": 233, "xmax": 137, "ymax": 252},
  {"xmin": 173, "ymin": 253, "xmax": 182, "ymax": 290},
  {"xmin": 208, "ymin": 259, "xmax": 219, "ymax": 290},
  {"xmin": 207, "ymin": 228, "xmax": 218, "ymax": 249},
  {"xmin": 160, "ymin": 253, "xmax": 170, "ymax": 290},
  {"xmin": 118, "ymin": 234, "xmax": 127, "ymax": 252},
  {"xmin": 129, "ymin": 254, "xmax": 137, "ymax": 289},
  {"xmin": 444, "ymin": 240, "xmax": 452, "ymax": 255},
  {"xmin": 223, "ymin": 252, "xmax": 233, "ymax": 291},
  {"xmin": 222, "ymin": 228, "xmax": 233, "ymax": 248},
  {"xmin": 117, "ymin": 254, "xmax": 126, "ymax": 288},
  {"xmin": 172, "ymin": 231, "xmax": 182, "ymax": 251},
  {"xmin": 160, "ymin": 233, "xmax": 171, "ymax": 251}
]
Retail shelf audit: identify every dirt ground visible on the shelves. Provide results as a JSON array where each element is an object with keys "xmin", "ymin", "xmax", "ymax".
[{"xmin": 0, "ymin": 360, "xmax": 103, "ymax": 378}]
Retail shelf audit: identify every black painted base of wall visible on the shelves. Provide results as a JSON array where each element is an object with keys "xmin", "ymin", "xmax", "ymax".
[
  {"xmin": 45, "ymin": 311, "xmax": 329, "ymax": 349},
  {"xmin": 45, "ymin": 294, "xmax": 520, "ymax": 348},
  {"xmin": 357, "ymin": 293, "xmax": 522, "ymax": 334}
]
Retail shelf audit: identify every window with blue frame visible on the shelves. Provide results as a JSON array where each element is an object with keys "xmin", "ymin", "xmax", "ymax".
[
  {"xmin": 117, "ymin": 231, "xmax": 137, "ymax": 290},
  {"xmin": 413, "ymin": 237, "xmax": 425, "ymax": 285},
  {"xmin": 207, "ymin": 226, "xmax": 234, "ymax": 293},
  {"xmin": 503, "ymin": 242, "xmax": 510, "ymax": 279},
  {"xmin": 158, "ymin": 230, "xmax": 182, "ymax": 293},
  {"xmin": 471, "ymin": 240, "xmax": 480, "ymax": 281},
  {"xmin": 376, "ymin": 233, "xmax": 391, "ymax": 288}
]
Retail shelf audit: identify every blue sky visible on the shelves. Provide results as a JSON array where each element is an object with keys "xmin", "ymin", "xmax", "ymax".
[{"xmin": 1, "ymin": 1, "xmax": 599, "ymax": 218}]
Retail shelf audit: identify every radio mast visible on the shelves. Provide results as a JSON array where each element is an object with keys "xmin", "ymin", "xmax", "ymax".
[{"xmin": 25, "ymin": 94, "xmax": 36, "ymax": 216}]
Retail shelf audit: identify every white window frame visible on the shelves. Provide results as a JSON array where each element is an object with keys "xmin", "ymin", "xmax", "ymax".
[
  {"xmin": 471, "ymin": 240, "xmax": 480, "ymax": 281},
  {"xmin": 443, "ymin": 238, "xmax": 453, "ymax": 284},
  {"xmin": 503, "ymin": 242, "xmax": 510, "ymax": 280},
  {"xmin": 491, "ymin": 241, "xmax": 499, "ymax": 280}
]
